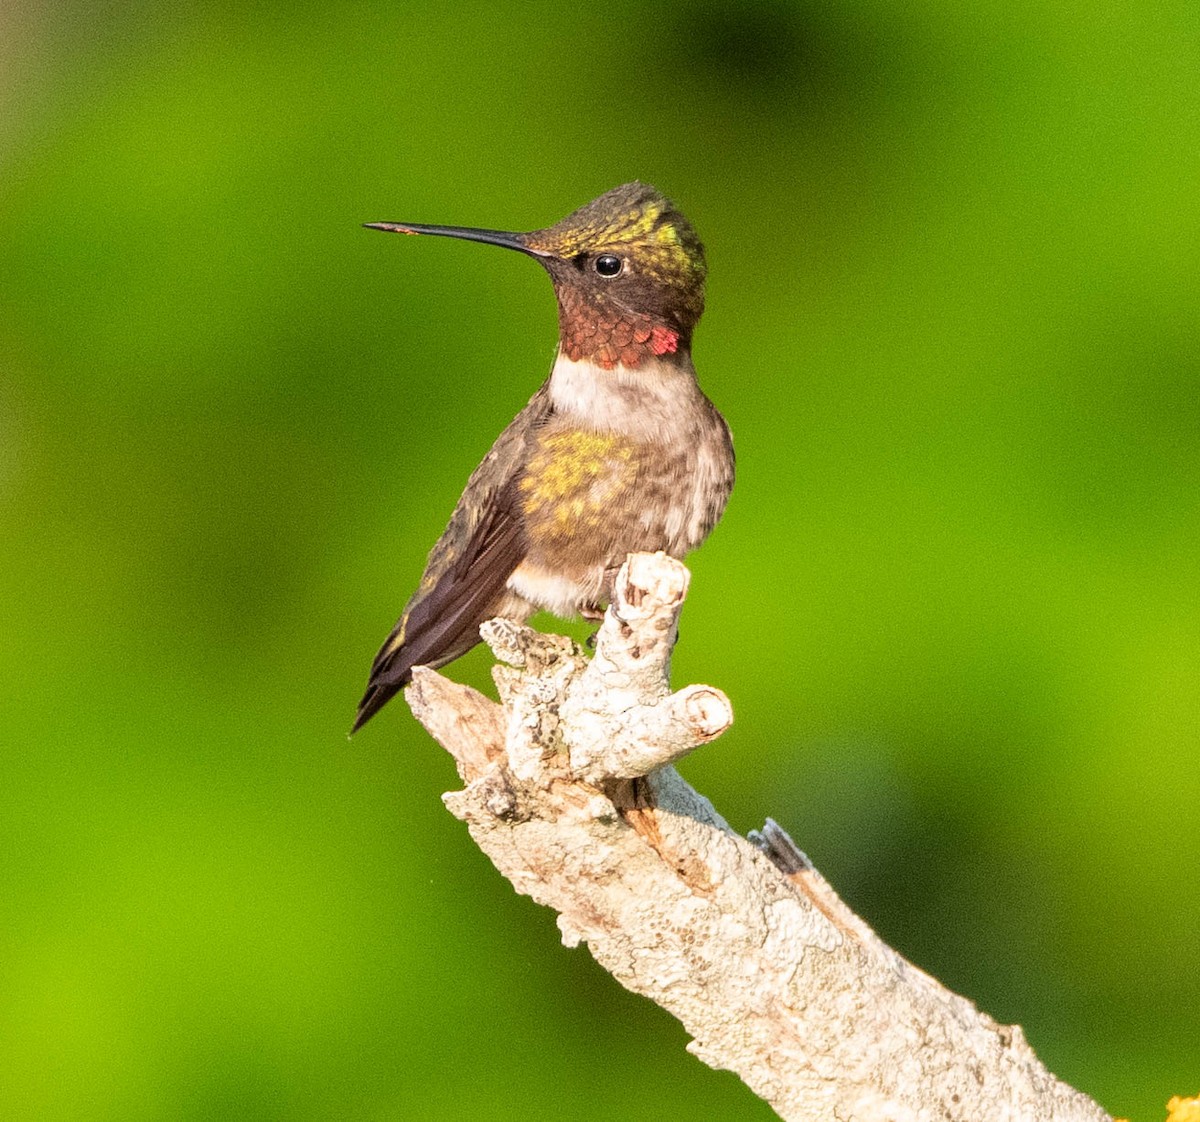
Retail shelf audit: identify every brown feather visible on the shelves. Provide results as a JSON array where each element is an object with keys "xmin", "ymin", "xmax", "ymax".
[{"xmin": 352, "ymin": 387, "xmax": 553, "ymax": 732}]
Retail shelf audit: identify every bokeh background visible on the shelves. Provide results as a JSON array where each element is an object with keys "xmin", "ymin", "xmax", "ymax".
[{"xmin": 2, "ymin": 1, "xmax": 1197, "ymax": 1118}]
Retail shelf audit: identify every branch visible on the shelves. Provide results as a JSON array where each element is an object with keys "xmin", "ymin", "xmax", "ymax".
[{"xmin": 404, "ymin": 551, "xmax": 1111, "ymax": 1122}]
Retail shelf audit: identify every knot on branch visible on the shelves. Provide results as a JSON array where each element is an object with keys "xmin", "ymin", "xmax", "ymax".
[{"xmin": 492, "ymin": 551, "xmax": 732, "ymax": 783}]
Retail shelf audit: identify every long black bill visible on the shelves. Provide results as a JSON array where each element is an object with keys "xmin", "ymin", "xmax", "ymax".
[{"xmin": 363, "ymin": 222, "xmax": 548, "ymax": 258}]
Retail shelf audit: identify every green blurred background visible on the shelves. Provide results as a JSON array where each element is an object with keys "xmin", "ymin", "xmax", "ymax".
[{"xmin": 2, "ymin": 1, "xmax": 1196, "ymax": 1118}]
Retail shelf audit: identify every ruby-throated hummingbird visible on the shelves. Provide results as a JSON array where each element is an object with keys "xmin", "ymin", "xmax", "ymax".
[{"xmin": 353, "ymin": 182, "xmax": 734, "ymax": 731}]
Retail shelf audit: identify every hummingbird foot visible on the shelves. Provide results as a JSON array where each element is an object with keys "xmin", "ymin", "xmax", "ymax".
[{"xmin": 583, "ymin": 602, "xmax": 605, "ymax": 647}]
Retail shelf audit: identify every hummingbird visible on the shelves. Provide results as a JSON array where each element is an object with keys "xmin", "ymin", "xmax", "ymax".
[{"xmin": 353, "ymin": 182, "xmax": 734, "ymax": 732}]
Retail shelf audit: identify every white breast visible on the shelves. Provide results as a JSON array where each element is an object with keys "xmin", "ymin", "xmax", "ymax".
[{"xmin": 547, "ymin": 352, "xmax": 704, "ymax": 444}]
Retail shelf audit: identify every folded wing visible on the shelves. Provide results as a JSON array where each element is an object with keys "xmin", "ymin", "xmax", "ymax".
[{"xmin": 352, "ymin": 386, "xmax": 552, "ymax": 732}]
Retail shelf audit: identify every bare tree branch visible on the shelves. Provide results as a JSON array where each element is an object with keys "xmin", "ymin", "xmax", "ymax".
[{"xmin": 404, "ymin": 551, "xmax": 1111, "ymax": 1122}]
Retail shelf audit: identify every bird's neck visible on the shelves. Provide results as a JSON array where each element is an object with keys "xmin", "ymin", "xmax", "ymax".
[
  {"xmin": 554, "ymin": 287, "xmax": 692, "ymax": 371},
  {"xmin": 546, "ymin": 350, "xmax": 704, "ymax": 441}
]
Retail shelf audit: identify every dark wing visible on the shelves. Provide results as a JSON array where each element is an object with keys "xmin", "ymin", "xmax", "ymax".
[{"xmin": 352, "ymin": 385, "xmax": 552, "ymax": 732}]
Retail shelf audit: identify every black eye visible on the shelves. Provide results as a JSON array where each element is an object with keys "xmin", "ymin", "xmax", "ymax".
[{"xmin": 594, "ymin": 254, "xmax": 622, "ymax": 277}]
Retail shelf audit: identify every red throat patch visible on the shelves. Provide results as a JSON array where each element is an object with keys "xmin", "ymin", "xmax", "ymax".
[
  {"xmin": 558, "ymin": 289, "xmax": 687, "ymax": 369},
  {"xmin": 649, "ymin": 325, "xmax": 679, "ymax": 355}
]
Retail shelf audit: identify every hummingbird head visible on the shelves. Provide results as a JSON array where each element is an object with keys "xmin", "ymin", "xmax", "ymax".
[
  {"xmin": 366, "ymin": 182, "xmax": 707, "ymax": 371},
  {"xmin": 523, "ymin": 182, "xmax": 707, "ymax": 369}
]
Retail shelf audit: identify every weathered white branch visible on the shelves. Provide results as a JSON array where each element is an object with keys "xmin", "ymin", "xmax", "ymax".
[{"xmin": 404, "ymin": 551, "xmax": 1111, "ymax": 1122}]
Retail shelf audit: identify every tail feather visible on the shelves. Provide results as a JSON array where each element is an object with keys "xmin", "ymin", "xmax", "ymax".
[
  {"xmin": 351, "ymin": 613, "xmax": 478, "ymax": 733},
  {"xmin": 350, "ymin": 573, "xmax": 515, "ymax": 733},
  {"xmin": 351, "ymin": 476, "xmax": 529, "ymax": 734},
  {"xmin": 351, "ymin": 675, "xmax": 405, "ymax": 734}
]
